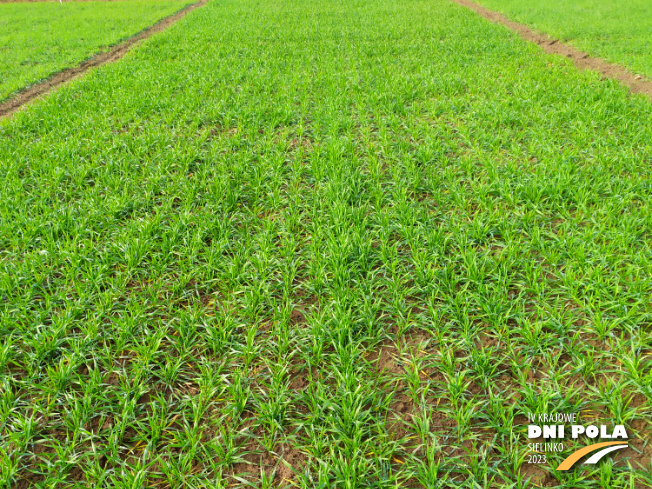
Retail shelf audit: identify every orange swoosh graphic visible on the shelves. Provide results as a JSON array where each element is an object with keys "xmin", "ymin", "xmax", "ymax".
[{"xmin": 556, "ymin": 441, "xmax": 628, "ymax": 471}]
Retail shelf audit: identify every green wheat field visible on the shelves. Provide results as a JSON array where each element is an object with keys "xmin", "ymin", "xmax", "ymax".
[
  {"xmin": 1, "ymin": 0, "xmax": 651, "ymax": 487},
  {"xmin": 0, "ymin": 0, "xmax": 192, "ymax": 101}
]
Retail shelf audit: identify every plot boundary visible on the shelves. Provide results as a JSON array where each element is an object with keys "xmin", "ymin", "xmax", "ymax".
[
  {"xmin": 0, "ymin": 0, "xmax": 207, "ymax": 118},
  {"xmin": 451, "ymin": 0, "xmax": 652, "ymax": 101}
]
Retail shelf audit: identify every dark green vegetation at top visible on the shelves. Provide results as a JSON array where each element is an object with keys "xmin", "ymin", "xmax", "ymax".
[
  {"xmin": 1, "ymin": 0, "xmax": 652, "ymax": 487},
  {"xmin": 0, "ymin": 0, "xmax": 193, "ymax": 101},
  {"xmin": 477, "ymin": 0, "xmax": 652, "ymax": 79}
]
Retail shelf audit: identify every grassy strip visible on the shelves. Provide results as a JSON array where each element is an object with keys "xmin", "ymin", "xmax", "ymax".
[
  {"xmin": 474, "ymin": 0, "xmax": 652, "ymax": 79},
  {"xmin": 1, "ymin": 0, "xmax": 652, "ymax": 487},
  {"xmin": 0, "ymin": 0, "xmax": 194, "ymax": 101}
]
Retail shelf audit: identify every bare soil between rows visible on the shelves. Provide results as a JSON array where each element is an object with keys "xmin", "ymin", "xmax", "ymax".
[
  {"xmin": 0, "ymin": 0, "xmax": 207, "ymax": 118},
  {"xmin": 451, "ymin": 0, "xmax": 652, "ymax": 101}
]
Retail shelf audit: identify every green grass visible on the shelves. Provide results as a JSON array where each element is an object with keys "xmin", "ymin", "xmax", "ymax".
[
  {"xmin": 0, "ymin": 0, "xmax": 194, "ymax": 101},
  {"xmin": 2, "ymin": 0, "xmax": 652, "ymax": 487},
  {"xmin": 475, "ymin": 0, "xmax": 652, "ymax": 79}
]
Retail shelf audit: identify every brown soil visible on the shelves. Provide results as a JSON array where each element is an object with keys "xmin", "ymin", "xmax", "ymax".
[
  {"xmin": 0, "ymin": 0, "xmax": 207, "ymax": 118},
  {"xmin": 451, "ymin": 0, "xmax": 652, "ymax": 101}
]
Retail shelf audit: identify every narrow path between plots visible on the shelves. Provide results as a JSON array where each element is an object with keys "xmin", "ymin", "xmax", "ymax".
[
  {"xmin": 450, "ymin": 0, "xmax": 652, "ymax": 102},
  {"xmin": 0, "ymin": 0, "xmax": 207, "ymax": 118}
]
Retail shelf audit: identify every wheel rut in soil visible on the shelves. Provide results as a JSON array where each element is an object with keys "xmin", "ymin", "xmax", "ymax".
[
  {"xmin": 0, "ymin": 0, "xmax": 207, "ymax": 118},
  {"xmin": 451, "ymin": 0, "xmax": 652, "ymax": 102}
]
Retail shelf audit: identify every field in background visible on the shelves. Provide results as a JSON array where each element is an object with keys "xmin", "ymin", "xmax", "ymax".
[
  {"xmin": 476, "ymin": 0, "xmax": 652, "ymax": 79},
  {"xmin": 2, "ymin": 0, "xmax": 652, "ymax": 487},
  {"xmin": 0, "ymin": 0, "xmax": 193, "ymax": 101}
]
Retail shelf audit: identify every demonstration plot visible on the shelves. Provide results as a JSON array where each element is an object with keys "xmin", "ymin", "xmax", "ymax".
[
  {"xmin": 0, "ymin": 0, "xmax": 193, "ymax": 101},
  {"xmin": 1, "ymin": 0, "xmax": 652, "ymax": 487},
  {"xmin": 475, "ymin": 0, "xmax": 652, "ymax": 79}
]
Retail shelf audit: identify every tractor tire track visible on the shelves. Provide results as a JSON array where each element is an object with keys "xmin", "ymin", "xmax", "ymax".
[
  {"xmin": 0, "ymin": 0, "xmax": 207, "ymax": 118},
  {"xmin": 451, "ymin": 0, "xmax": 652, "ymax": 101}
]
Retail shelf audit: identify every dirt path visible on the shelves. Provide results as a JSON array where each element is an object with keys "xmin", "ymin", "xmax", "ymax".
[
  {"xmin": 451, "ymin": 0, "xmax": 652, "ymax": 101},
  {"xmin": 0, "ymin": 0, "xmax": 207, "ymax": 118}
]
